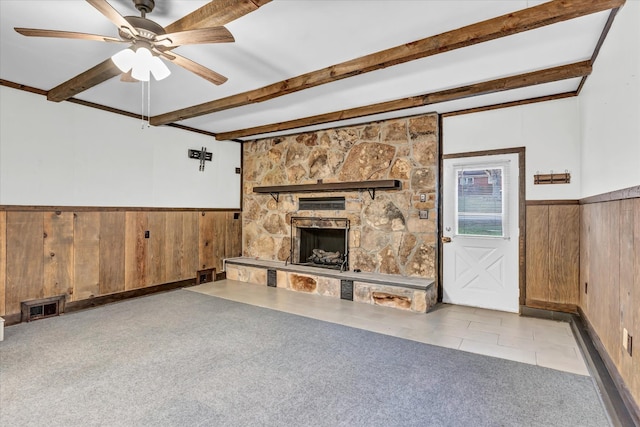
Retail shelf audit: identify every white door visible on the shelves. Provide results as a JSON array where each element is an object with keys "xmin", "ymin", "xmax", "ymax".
[{"xmin": 442, "ymin": 153, "xmax": 520, "ymax": 313}]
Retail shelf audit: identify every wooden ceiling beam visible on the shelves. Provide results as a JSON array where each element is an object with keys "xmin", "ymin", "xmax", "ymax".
[
  {"xmin": 441, "ymin": 92, "xmax": 577, "ymax": 118},
  {"xmin": 46, "ymin": 58, "xmax": 121, "ymax": 102},
  {"xmin": 164, "ymin": 0, "xmax": 271, "ymax": 34},
  {"xmin": 150, "ymin": 0, "xmax": 622, "ymax": 126},
  {"xmin": 214, "ymin": 61, "xmax": 592, "ymax": 140},
  {"xmin": 46, "ymin": 0, "xmax": 272, "ymax": 103}
]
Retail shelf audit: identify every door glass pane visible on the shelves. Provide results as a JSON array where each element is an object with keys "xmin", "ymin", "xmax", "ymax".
[{"xmin": 456, "ymin": 167, "xmax": 504, "ymax": 237}]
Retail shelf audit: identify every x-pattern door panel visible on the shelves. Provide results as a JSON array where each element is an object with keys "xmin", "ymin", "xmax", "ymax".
[{"xmin": 443, "ymin": 153, "xmax": 519, "ymax": 313}]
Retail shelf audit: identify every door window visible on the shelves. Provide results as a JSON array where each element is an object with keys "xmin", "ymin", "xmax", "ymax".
[{"xmin": 455, "ymin": 166, "xmax": 505, "ymax": 237}]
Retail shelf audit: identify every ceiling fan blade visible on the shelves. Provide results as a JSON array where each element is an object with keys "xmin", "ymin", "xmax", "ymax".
[
  {"xmin": 15, "ymin": 28, "xmax": 124, "ymax": 43},
  {"xmin": 164, "ymin": 0, "xmax": 272, "ymax": 33},
  {"xmin": 85, "ymin": 0, "xmax": 138, "ymax": 36},
  {"xmin": 158, "ymin": 51, "xmax": 227, "ymax": 85},
  {"xmin": 120, "ymin": 70, "xmax": 139, "ymax": 82},
  {"xmin": 154, "ymin": 27, "xmax": 234, "ymax": 48}
]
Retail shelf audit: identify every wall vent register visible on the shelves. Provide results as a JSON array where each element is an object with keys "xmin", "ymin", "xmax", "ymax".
[
  {"xmin": 196, "ymin": 268, "xmax": 215, "ymax": 285},
  {"xmin": 21, "ymin": 295, "xmax": 65, "ymax": 322},
  {"xmin": 341, "ymin": 280, "xmax": 354, "ymax": 301},
  {"xmin": 267, "ymin": 269, "xmax": 277, "ymax": 287},
  {"xmin": 299, "ymin": 197, "xmax": 345, "ymax": 211}
]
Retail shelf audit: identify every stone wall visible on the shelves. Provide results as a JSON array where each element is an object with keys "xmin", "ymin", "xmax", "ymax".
[{"xmin": 242, "ymin": 113, "xmax": 438, "ymax": 279}]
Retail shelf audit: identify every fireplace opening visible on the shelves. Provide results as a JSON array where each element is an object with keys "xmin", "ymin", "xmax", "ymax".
[
  {"xmin": 300, "ymin": 228, "xmax": 345, "ymax": 266},
  {"xmin": 290, "ymin": 217, "xmax": 349, "ymax": 271}
]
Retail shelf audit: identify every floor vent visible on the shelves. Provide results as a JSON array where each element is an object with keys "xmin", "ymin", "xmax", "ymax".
[
  {"xmin": 21, "ymin": 295, "xmax": 65, "ymax": 322},
  {"xmin": 196, "ymin": 268, "xmax": 215, "ymax": 285},
  {"xmin": 341, "ymin": 280, "xmax": 354, "ymax": 301},
  {"xmin": 267, "ymin": 269, "xmax": 277, "ymax": 287}
]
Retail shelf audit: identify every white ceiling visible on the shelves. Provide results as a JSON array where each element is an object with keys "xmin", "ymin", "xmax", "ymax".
[{"xmin": 0, "ymin": 0, "xmax": 616, "ymax": 141}]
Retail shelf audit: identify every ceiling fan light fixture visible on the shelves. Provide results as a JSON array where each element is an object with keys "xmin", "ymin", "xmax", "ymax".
[
  {"xmin": 131, "ymin": 46, "xmax": 152, "ymax": 81},
  {"xmin": 149, "ymin": 56, "xmax": 171, "ymax": 81},
  {"xmin": 114, "ymin": 46, "xmax": 169, "ymax": 82},
  {"xmin": 111, "ymin": 48, "xmax": 135, "ymax": 73},
  {"xmin": 112, "ymin": 46, "xmax": 170, "ymax": 82},
  {"xmin": 131, "ymin": 64, "xmax": 150, "ymax": 82}
]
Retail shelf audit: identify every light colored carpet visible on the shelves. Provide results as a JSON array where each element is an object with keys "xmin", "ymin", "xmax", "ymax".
[{"xmin": 0, "ymin": 289, "xmax": 610, "ymax": 426}]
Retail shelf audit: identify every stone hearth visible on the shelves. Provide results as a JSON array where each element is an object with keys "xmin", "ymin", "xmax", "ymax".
[{"xmin": 225, "ymin": 258, "xmax": 436, "ymax": 313}]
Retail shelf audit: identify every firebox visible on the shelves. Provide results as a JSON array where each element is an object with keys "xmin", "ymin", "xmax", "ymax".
[{"xmin": 290, "ymin": 217, "xmax": 349, "ymax": 271}]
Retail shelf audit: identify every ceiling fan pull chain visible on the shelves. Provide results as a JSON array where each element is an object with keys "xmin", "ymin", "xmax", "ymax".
[
  {"xmin": 140, "ymin": 79, "xmax": 151, "ymax": 129},
  {"xmin": 141, "ymin": 79, "xmax": 144, "ymax": 129},
  {"xmin": 147, "ymin": 79, "xmax": 151, "ymax": 128}
]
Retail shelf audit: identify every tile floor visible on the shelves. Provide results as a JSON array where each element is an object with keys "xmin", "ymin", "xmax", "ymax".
[{"xmin": 189, "ymin": 279, "xmax": 589, "ymax": 376}]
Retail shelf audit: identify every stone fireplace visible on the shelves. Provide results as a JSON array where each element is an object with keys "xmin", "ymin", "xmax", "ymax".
[
  {"xmin": 242, "ymin": 112, "xmax": 438, "ymax": 282},
  {"xmin": 290, "ymin": 217, "xmax": 349, "ymax": 271}
]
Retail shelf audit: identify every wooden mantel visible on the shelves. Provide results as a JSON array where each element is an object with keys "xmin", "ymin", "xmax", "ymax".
[{"xmin": 253, "ymin": 179, "xmax": 401, "ymax": 200}]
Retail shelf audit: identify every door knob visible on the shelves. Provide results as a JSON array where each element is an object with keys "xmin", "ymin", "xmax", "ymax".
[{"xmin": 442, "ymin": 236, "xmax": 452, "ymax": 243}]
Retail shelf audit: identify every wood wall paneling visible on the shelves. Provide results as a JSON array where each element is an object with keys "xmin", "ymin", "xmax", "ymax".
[
  {"xmin": 225, "ymin": 212, "xmax": 242, "ymax": 261},
  {"xmin": 587, "ymin": 203, "xmax": 605, "ymax": 357},
  {"xmin": 165, "ymin": 212, "xmax": 184, "ymax": 283},
  {"xmin": 198, "ymin": 212, "xmax": 217, "ymax": 270},
  {"xmin": 583, "ymin": 202, "xmax": 620, "ymax": 364},
  {"xmin": 0, "ymin": 211, "xmax": 6, "ymax": 316},
  {"xmin": 73, "ymin": 212, "xmax": 100, "ymax": 301},
  {"xmin": 579, "ymin": 204, "xmax": 591, "ymax": 313},
  {"xmin": 633, "ymin": 199, "xmax": 640, "ymax": 404},
  {"xmin": 580, "ymin": 197, "xmax": 640, "ymax": 411},
  {"xmin": 600, "ymin": 201, "xmax": 621, "ymax": 367},
  {"xmin": 182, "ymin": 212, "xmax": 199, "ymax": 279},
  {"xmin": 125, "ymin": 212, "xmax": 148, "ymax": 290},
  {"xmin": 549, "ymin": 205, "xmax": 579, "ymax": 304},
  {"xmin": 5, "ymin": 212, "xmax": 44, "ymax": 315},
  {"xmin": 212, "ymin": 212, "xmax": 227, "ymax": 273},
  {"xmin": 619, "ymin": 199, "xmax": 639, "ymax": 403},
  {"xmin": 99, "ymin": 212, "xmax": 126, "ymax": 295},
  {"xmin": 43, "ymin": 211, "xmax": 74, "ymax": 300},
  {"xmin": 525, "ymin": 204, "xmax": 579, "ymax": 311},
  {"xmin": 526, "ymin": 205, "xmax": 550, "ymax": 302},
  {"xmin": 1, "ymin": 208, "xmax": 240, "ymax": 317},
  {"xmin": 145, "ymin": 212, "xmax": 166, "ymax": 287}
]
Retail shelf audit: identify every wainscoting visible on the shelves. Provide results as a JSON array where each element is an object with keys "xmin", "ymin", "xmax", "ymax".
[
  {"xmin": 579, "ymin": 190, "xmax": 640, "ymax": 417},
  {"xmin": 523, "ymin": 191, "xmax": 639, "ymax": 419},
  {"xmin": 525, "ymin": 201, "xmax": 580, "ymax": 313},
  {"xmin": 0, "ymin": 207, "xmax": 242, "ymax": 321}
]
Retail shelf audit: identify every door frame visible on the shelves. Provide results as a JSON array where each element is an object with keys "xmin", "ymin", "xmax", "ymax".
[{"xmin": 439, "ymin": 146, "xmax": 526, "ymax": 308}]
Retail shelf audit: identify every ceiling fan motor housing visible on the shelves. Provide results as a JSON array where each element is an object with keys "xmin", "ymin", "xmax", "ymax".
[
  {"xmin": 133, "ymin": 0, "xmax": 155, "ymax": 14},
  {"xmin": 120, "ymin": 16, "xmax": 165, "ymax": 40}
]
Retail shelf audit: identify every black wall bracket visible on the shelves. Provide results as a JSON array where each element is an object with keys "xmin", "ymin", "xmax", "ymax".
[{"xmin": 188, "ymin": 147, "xmax": 213, "ymax": 171}]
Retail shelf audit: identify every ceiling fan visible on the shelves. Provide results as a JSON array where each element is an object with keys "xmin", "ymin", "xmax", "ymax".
[{"xmin": 14, "ymin": 0, "xmax": 235, "ymax": 85}]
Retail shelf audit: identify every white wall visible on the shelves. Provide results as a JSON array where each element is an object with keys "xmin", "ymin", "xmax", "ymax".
[
  {"xmin": 0, "ymin": 86, "xmax": 241, "ymax": 208},
  {"xmin": 443, "ymin": 97, "xmax": 582, "ymax": 200},
  {"xmin": 579, "ymin": 0, "xmax": 640, "ymax": 198},
  {"xmin": 444, "ymin": 2, "xmax": 639, "ymax": 200}
]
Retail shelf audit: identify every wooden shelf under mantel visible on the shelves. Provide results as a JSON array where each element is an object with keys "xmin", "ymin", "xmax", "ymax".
[{"xmin": 253, "ymin": 179, "xmax": 402, "ymax": 201}]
